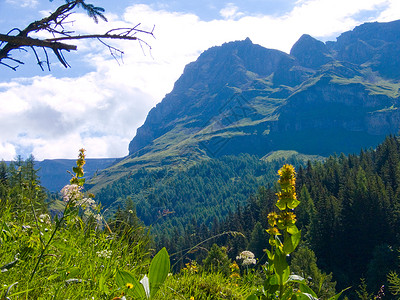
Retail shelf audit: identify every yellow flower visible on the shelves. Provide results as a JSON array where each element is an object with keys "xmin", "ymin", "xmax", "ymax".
[
  {"xmin": 230, "ymin": 261, "xmax": 239, "ymax": 271},
  {"xmin": 267, "ymin": 212, "xmax": 277, "ymax": 226},
  {"xmin": 266, "ymin": 227, "xmax": 280, "ymax": 235},
  {"xmin": 190, "ymin": 297, "xmax": 195, "ymax": 300},
  {"xmin": 126, "ymin": 283, "xmax": 133, "ymax": 289}
]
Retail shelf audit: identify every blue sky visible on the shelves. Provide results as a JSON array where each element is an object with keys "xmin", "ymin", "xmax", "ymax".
[{"xmin": 1, "ymin": 0, "xmax": 400, "ymax": 160}]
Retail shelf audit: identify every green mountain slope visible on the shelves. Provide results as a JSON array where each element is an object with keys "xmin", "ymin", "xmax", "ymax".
[
  {"xmin": 90, "ymin": 19, "xmax": 400, "ymax": 195},
  {"xmin": 93, "ymin": 153, "xmax": 318, "ymax": 238}
]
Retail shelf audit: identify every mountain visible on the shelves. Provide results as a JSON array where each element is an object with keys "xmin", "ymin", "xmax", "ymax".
[
  {"xmin": 89, "ymin": 19, "xmax": 400, "ymax": 191},
  {"xmin": 36, "ymin": 158, "xmax": 116, "ymax": 192}
]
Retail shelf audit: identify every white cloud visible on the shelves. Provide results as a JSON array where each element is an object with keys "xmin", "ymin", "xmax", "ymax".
[
  {"xmin": 1, "ymin": 0, "xmax": 400, "ymax": 160},
  {"xmin": 0, "ymin": 73, "xmax": 154, "ymax": 160},
  {"xmin": 6, "ymin": 0, "xmax": 38, "ymax": 8},
  {"xmin": 0, "ymin": 142, "xmax": 16, "ymax": 161},
  {"xmin": 220, "ymin": 3, "xmax": 244, "ymax": 20}
]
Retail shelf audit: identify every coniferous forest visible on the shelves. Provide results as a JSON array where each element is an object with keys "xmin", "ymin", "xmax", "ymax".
[{"xmin": 2, "ymin": 137, "xmax": 400, "ymax": 298}]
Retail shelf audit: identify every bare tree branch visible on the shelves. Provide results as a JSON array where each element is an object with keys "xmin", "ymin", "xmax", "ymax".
[
  {"xmin": 0, "ymin": 34, "xmax": 77, "ymax": 51},
  {"xmin": 0, "ymin": 0, "xmax": 154, "ymax": 71}
]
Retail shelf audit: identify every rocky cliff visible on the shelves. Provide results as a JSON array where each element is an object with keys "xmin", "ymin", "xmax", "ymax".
[{"xmin": 90, "ymin": 20, "xmax": 400, "ymax": 188}]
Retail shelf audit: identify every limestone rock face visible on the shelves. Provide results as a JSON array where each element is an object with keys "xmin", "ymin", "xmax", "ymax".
[{"xmin": 127, "ymin": 20, "xmax": 400, "ymax": 162}]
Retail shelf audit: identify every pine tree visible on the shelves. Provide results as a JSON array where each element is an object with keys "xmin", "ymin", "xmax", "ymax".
[
  {"xmin": 248, "ymin": 221, "xmax": 268, "ymax": 264},
  {"xmin": 290, "ymin": 246, "xmax": 337, "ymax": 299}
]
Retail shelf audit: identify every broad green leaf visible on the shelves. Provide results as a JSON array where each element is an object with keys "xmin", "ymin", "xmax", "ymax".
[
  {"xmin": 283, "ymin": 230, "xmax": 301, "ymax": 255},
  {"xmin": 246, "ymin": 294, "xmax": 258, "ymax": 300},
  {"xmin": 287, "ymin": 225, "xmax": 299, "ymax": 235},
  {"xmin": 300, "ymin": 283, "xmax": 317, "ymax": 297},
  {"xmin": 286, "ymin": 274, "xmax": 305, "ymax": 284},
  {"xmin": 116, "ymin": 269, "xmax": 146, "ymax": 299},
  {"xmin": 148, "ymin": 247, "xmax": 170, "ymax": 298},
  {"xmin": 281, "ymin": 286, "xmax": 295, "ymax": 300},
  {"xmin": 72, "ymin": 166, "xmax": 84, "ymax": 178},
  {"xmin": 264, "ymin": 274, "xmax": 279, "ymax": 294},
  {"xmin": 274, "ymin": 248, "xmax": 290, "ymax": 285},
  {"xmin": 276, "ymin": 199, "xmax": 287, "ymax": 210},
  {"xmin": 265, "ymin": 248, "xmax": 273, "ymax": 260},
  {"xmin": 288, "ymin": 197, "xmax": 300, "ymax": 209}
]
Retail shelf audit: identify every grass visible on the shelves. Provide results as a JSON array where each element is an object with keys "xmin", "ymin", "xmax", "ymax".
[
  {"xmin": 261, "ymin": 150, "xmax": 325, "ymax": 163},
  {"xmin": 157, "ymin": 271, "xmax": 255, "ymax": 299},
  {"xmin": 0, "ymin": 173, "xmax": 264, "ymax": 300},
  {"xmin": 0, "ymin": 198, "xmax": 151, "ymax": 299}
]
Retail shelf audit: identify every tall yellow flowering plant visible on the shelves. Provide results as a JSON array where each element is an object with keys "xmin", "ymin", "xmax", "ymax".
[
  {"xmin": 264, "ymin": 165, "xmax": 302, "ymax": 298},
  {"xmin": 247, "ymin": 165, "xmax": 348, "ymax": 300}
]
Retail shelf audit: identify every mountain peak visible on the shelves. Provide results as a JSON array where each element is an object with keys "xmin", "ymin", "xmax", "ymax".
[
  {"xmin": 244, "ymin": 37, "xmax": 252, "ymax": 43},
  {"xmin": 290, "ymin": 34, "xmax": 331, "ymax": 69},
  {"xmin": 127, "ymin": 19, "xmax": 400, "ymax": 161}
]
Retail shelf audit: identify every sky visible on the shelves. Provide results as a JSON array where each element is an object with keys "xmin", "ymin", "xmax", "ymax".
[{"xmin": 0, "ymin": 0, "xmax": 400, "ymax": 161}]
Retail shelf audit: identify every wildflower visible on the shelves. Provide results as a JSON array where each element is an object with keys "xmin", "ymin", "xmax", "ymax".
[
  {"xmin": 183, "ymin": 262, "xmax": 198, "ymax": 273},
  {"xmin": 236, "ymin": 251, "xmax": 256, "ymax": 266},
  {"xmin": 230, "ymin": 261, "xmax": 239, "ymax": 271},
  {"xmin": 242, "ymin": 258, "xmax": 256, "ymax": 266},
  {"xmin": 96, "ymin": 249, "xmax": 112, "ymax": 259},
  {"xmin": 276, "ymin": 164, "xmax": 299, "ymax": 210},
  {"xmin": 267, "ymin": 212, "xmax": 278, "ymax": 227},
  {"xmin": 236, "ymin": 250, "xmax": 255, "ymax": 260},
  {"xmin": 94, "ymin": 214, "xmax": 102, "ymax": 222},
  {"xmin": 126, "ymin": 283, "xmax": 133, "ymax": 289},
  {"xmin": 60, "ymin": 184, "xmax": 82, "ymax": 203},
  {"xmin": 266, "ymin": 227, "xmax": 280, "ymax": 235},
  {"xmin": 39, "ymin": 214, "xmax": 51, "ymax": 224},
  {"xmin": 78, "ymin": 197, "xmax": 96, "ymax": 208},
  {"xmin": 278, "ymin": 164, "xmax": 296, "ymax": 186},
  {"xmin": 277, "ymin": 211, "xmax": 297, "ymax": 229}
]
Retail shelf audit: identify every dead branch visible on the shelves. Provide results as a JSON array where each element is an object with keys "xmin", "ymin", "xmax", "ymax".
[
  {"xmin": 0, "ymin": 34, "xmax": 77, "ymax": 51},
  {"xmin": 0, "ymin": 0, "xmax": 154, "ymax": 71}
]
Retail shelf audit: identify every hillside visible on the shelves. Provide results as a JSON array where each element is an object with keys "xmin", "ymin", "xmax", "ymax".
[
  {"xmin": 37, "ymin": 158, "xmax": 117, "ymax": 192},
  {"xmin": 90, "ymin": 19, "xmax": 400, "ymax": 191}
]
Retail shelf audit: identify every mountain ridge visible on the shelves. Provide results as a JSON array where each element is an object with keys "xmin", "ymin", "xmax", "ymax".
[{"xmin": 90, "ymin": 19, "xmax": 400, "ymax": 191}]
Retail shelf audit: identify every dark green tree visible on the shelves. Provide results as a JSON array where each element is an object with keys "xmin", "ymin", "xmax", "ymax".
[
  {"xmin": 248, "ymin": 221, "xmax": 268, "ymax": 264},
  {"xmin": 203, "ymin": 244, "xmax": 231, "ymax": 276},
  {"xmin": 290, "ymin": 246, "xmax": 337, "ymax": 299}
]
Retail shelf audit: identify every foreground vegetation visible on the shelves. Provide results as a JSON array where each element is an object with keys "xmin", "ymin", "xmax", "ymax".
[
  {"xmin": 2, "ymin": 137, "xmax": 400, "ymax": 298},
  {"xmin": 0, "ymin": 151, "xmax": 335, "ymax": 299}
]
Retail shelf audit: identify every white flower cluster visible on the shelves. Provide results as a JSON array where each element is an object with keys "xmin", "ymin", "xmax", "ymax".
[
  {"xmin": 60, "ymin": 184, "xmax": 82, "ymax": 203},
  {"xmin": 60, "ymin": 184, "xmax": 101, "ymax": 223},
  {"xmin": 60, "ymin": 184, "xmax": 98, "ymax": 210},
  {"xmin": 96, "ymin": 249, "xmax": 112, "ymax": 259},
  {"xmin": 39, "ymin": 214, "xmax": 51, "ymax": 224},
  {"xmin": 236, "ymin": 250, "xmax": 256, "ymax": 266}
]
